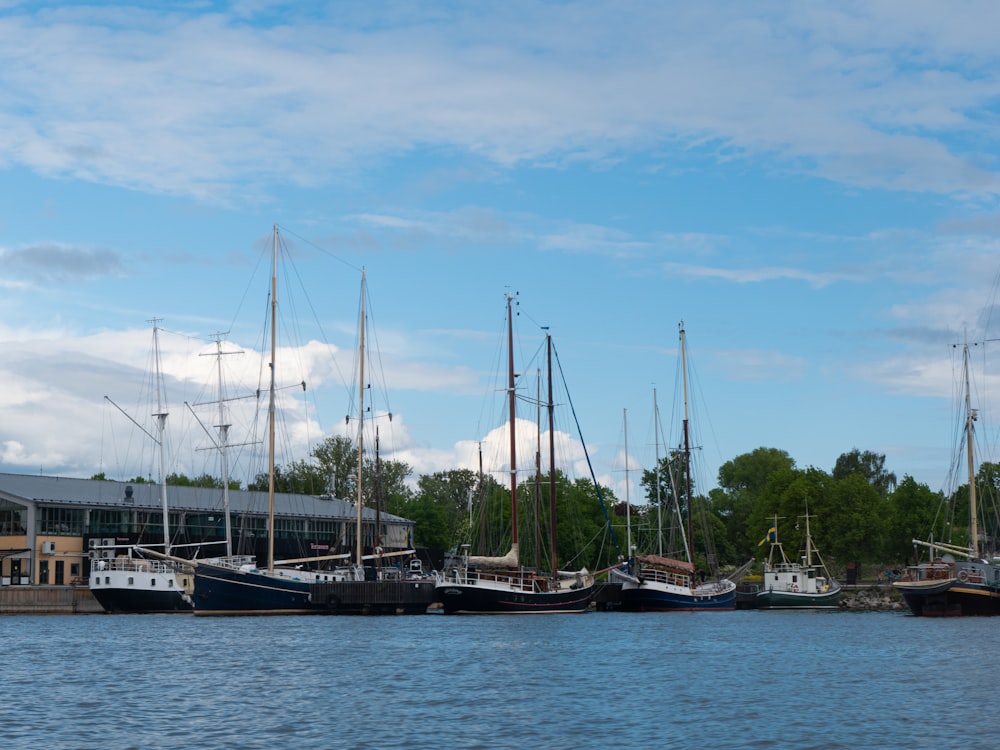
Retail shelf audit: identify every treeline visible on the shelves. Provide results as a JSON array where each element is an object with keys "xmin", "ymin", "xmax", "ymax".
[{"xmin": 95, "ymin": 439, "xmax": 998, "ymax": 577}]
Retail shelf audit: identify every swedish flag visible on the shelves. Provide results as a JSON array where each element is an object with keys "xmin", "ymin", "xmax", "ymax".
[{"xmin": 757, "ymin": 527, "xmax": 777, "ymax": 547}]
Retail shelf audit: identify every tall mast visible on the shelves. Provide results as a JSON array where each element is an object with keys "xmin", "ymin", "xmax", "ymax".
[
  {"xmin": 547, "ymin": 330, "xmax": 557, "ymax": 575},
  {"xmin": 213, "ymin": 335, "xmax": 234, "ymax": 556},
  {"xmin": 963, "ymin": 337, "xmax": 979, "ymax": 559},
  {"xmin": 623, "ymin": 407, "xmax": 632, "ymax": 556},
  {"xmin": 680, "ymin": 321, "xmax": 693, "ymax": 569},
  {"xmin": 534, "ymin": 366, "xmax": 542, "ymax": 568},
  {"xmin": 151, "ymin": 320, "xmax": 171, "ymax": 556},
  {"xmin": 507, "ymin": 294, "xmax": 519, "ymax": 553},
  {"xmin": 653, "ymin": 387, "xmax": 663, "ymax": 557},
  {"xmin": 266, "ymin": 224, "xmax": 278, "ymax": 574},
  {"xmin": 355, "ymin": 269, "xmax": 367, "ymax": 569}
]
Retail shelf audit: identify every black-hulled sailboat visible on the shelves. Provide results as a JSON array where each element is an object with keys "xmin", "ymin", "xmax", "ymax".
[
  {"xmin": 434, "ymin": 294, "xmax": 595, "ymax": 614},
  {"xmin": 189, "ymin": 228, "xmax": 430, "ymax": 615},
  {"xmin": 610, "ymin": 321, "xmax": 736, "ymax": 611},
  {"xmin": 894, "ymin": 336, "xmax": 1000, "ymax": 616}
]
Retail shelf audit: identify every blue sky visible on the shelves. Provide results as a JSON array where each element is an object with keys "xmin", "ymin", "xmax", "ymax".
[{"xmin": 2, "ymin": 1, "xmax": 1000, "ymax": 504}]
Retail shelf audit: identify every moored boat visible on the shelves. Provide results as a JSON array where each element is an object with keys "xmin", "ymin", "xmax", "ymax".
[
  {"xmin": 89, "ymin": 322, "xmax": 193, "ymax": 613},
  {"xmin": 894, "ymin": 335, "xmax": 1000, "ymax": 616},
  {"xmin": 434, "ymin": 294, "xmax": 596, "ymax": 614},
  {"xmin": 754, "ymin": 512, "xmax": 840, "ymax": 609},
  {"xmin": 610, "ymin": 322, "xmax": 736, "ymax": 611}
]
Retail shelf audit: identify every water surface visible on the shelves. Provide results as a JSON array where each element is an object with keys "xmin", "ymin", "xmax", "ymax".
[{"xmin": 2, "ymin": 610, "xmax": 987, "ymax": 749}]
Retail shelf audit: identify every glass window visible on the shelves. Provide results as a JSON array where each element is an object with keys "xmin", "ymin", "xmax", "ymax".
[{"xmin": 37, "ymin": 507, "xmax": 85, "ymax": 536}]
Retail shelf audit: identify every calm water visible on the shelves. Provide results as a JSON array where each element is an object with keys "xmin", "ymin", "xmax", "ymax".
[{"xmin": 1, "ymin": 609, "xmax": 991, "ymax": 749}]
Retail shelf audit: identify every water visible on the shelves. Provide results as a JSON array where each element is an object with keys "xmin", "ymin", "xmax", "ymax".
[{"xmin": 2, "ymin": 609, "xmax": 992, "ymax": 749}]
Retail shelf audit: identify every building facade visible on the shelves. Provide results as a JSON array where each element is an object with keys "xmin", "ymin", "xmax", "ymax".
[{"xmin": 0, "ymin": 473, "xmax": 415, "ymax": 587}]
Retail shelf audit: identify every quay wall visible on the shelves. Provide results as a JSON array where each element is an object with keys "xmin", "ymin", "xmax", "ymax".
[{"xmin": 0, "ymin": 585, "xmax": 104, "ymax": 614}]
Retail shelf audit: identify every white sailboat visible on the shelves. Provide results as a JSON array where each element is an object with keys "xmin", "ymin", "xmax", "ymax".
[{"xmin": 89, "ymin": 321, "xmax": 193, "ymax": 613}]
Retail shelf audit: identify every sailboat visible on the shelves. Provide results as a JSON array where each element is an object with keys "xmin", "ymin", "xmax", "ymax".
[
  {"xmin": 188, "ymin": 227, "xmax": 356, "ymax": 615},
  {"xmin": 894, "ymin": 336, "xmax": 1000, "ymax": 616},
  {"xmin": 189, "ymin": 230, "xmax": 430, "ymax": 615},
  {"xmin": 434, "ymin": 294, "xmax": 596, "ymax": 614},
  {"xmin": 89, "ymin": 321, "xmax": 194, "ymax": 613},
  {"xmin": 610, "ymin": 321, "xmax": 736, "ymax": 611},
  {"xmin": 754, "ymin": 511, "xmax": 840, "ymax": 609}
]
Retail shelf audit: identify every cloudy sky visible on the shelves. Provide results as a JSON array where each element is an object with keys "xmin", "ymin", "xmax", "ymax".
[{"xmin": 2, "ymin": 1, "xmax": 1000, "ymax": 503}]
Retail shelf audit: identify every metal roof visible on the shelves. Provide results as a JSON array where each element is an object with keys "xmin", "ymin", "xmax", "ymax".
[{"xmin": 0, "ymin": 472, "xmax": 410, "ymax": 524}]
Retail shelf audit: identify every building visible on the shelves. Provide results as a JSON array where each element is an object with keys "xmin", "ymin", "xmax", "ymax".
[{"xmin": 0, "ymin": 472, "xmax": 416, "ymax": 587}]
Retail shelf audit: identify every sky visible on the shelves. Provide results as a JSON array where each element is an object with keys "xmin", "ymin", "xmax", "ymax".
[{"xmin": 3, "ymin": 1, "xmax": 1000, "ymax": 506}]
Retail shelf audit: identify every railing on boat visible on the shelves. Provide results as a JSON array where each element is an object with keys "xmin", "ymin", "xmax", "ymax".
[{"xmin": 90, "ymin": 557, "xmax": 181, "ymax": 574}]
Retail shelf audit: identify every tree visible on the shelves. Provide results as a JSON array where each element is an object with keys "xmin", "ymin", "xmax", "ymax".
[
  {"xmin": 833, "ymin": 449, "xmax": 897, "ymax": 496},
  {"xmin": 715, "ymin": 447, "xmax": 796, "ymax": 558},
  {"xmin": 885, "ymin": 475, "xmax": 942, "ymax": 565}
]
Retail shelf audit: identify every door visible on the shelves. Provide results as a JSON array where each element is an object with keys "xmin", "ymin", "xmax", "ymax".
[{"xmin": 55, "ymin": 560, "xmax": 64, "ymax": 586}]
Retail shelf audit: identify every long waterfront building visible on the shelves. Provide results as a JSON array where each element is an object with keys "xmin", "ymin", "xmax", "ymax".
[{"xmin": 0, "ymin": 472, "xmax": 416, "ymax": 588}]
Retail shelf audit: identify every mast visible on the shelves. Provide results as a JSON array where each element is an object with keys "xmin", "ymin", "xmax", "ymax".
[
  {"xmin": 151, "ymin": 320, "xmax": 171, "ymax": 556},
  {"xmin": 547, "ymin": 330, "xmax": 557, "ymax": 575},
  {"xmin": 653, "ymin": 388, "xmax": 663, "ymax": 557},
  {"xmin": 355, "ymin": 269, "xmax": 367, "ymax": 569},
  {"xmin": 963, "ymin": 338, "xmax": 979, "ymax": 559},
  {"xmin": 623, "ymin": 407, "xmax": 632, "ymax": 556},
  {"xmin": 534, "ymin": 366, "xmax": 542, "ymax": 568},
  {"xmin": 266, "ymin": 225, "xmax": 278, "ymax": 574},
  {"xmin": 680, "ymin": 320, "xmax": 694, "ymax": 569},
  {"xmin": 213, "ymin": 335, "xmax": 234, "ymax": 557},
  {"xmin": 507, "ymin": 293, "xmax": 519, "ymax": 556},
  {"xmin": 804, "ymin": 506, "xmax": 813, "ymax": 567}
]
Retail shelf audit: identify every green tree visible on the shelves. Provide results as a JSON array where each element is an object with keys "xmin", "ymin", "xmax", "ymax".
[
  {"xmin": 885, "ymin": 475, "xmax": 942, "ymax": 565},
  {"xmin": 833, "ymin": 448, "xmax": 897, "ymax": 496},
  {"xmin": 716, "ymin": 447, "xmax": 796, "ymax": 558}
]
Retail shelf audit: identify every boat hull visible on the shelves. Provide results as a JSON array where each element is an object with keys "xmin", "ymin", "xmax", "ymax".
[
  {"xmin": 896, "ymin": 578, "xmax": 1000, "ymax": 616},
  {"xmin": 435, "ymin": 581, "xmax": 594, "ymax": 614},
  {"xmin": 89, "ymin": 562, "xmax": 193, "ymax": 613},
  {"xmin": 755, "ymin": 587, "xmax": 841, "ymax": 609},
  {"xmin": 192, "ymin": 563, "xmax": 315, "ymax": 616},
  {"xmin": 617, "ymin": 584, "xmax": 736, "ymax": 612},
  {"xmin": 91, "ymin": 586, "xmax": 192, "ymax": 613},
  {"xmin": 611, "ymin": 559, "xmax": 736, "ymax": 611}
]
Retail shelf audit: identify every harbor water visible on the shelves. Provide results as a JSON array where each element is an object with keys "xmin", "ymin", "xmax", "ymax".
[{"xmin": 3, "ymin": 609, "xmax": 991, "ymax": 749}]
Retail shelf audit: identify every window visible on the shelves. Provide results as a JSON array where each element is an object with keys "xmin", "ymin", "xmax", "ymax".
[
  {"xmin": 0, "ymin": 503, "xmax": 25, "ymax": 535},
  {"xmin": 37, "ymin": 507, "xmax": 85, "ymax": 536}
]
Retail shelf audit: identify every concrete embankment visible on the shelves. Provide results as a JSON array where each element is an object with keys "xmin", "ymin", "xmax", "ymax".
[{"xmin": 0, "ymin": 585, "xmax": 104, "ymax": 614}]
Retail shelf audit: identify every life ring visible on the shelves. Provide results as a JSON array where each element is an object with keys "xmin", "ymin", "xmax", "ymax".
[{"xmin": 957, "ymin": 570, "xmax": 969, "ymax": 583}]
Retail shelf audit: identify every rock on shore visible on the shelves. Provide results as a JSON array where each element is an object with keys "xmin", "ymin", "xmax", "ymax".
[{"xmin": 839, "ymin": 585, "xmax": 905, "ymax": 611}]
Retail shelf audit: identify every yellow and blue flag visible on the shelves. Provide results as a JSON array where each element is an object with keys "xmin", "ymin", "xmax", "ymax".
[{"xmin": 757, "ymin": 527, "xmax": 777, "ymax": 547}]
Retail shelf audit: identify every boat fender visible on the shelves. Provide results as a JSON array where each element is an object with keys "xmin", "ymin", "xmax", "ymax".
[{"xmin": 957, "ymin": 570, "xmax": 969, "ymax": 583}]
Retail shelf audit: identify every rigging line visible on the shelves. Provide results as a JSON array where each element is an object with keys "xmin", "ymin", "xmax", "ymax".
[
  {"xmin": 277, "ymin": 223, "xmax": 364, "ymax": 274},
  {"xmin": 359, "ymin": 275, "xmax": 395, "ymax": 425},
  {"xmin": 550, "ymin": 338, "xmax": 623, "ymax": 559}
]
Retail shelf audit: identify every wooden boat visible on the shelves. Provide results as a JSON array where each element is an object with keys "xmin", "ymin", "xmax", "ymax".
[
  {"xmin": 754, "ymin": 512, "xmax": 841, "ymax": 609},
  {"xmin": 610, "ymin": 321, "xmax": 736, "ymax": 611},
  {"xmin": 434, "ymin": 294, "xmax": 595, "ymax": 614},
  {"xmin": 894, "ymin": 335, "xmax": 1000, "ymax": 616}
]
